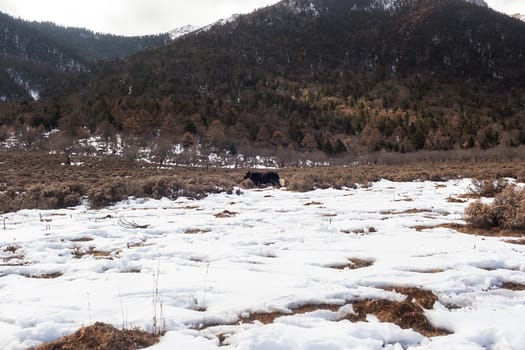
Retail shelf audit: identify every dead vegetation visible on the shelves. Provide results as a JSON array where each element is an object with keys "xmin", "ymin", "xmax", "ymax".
[
  {"xmin": 329, "ymin": 258, "xmax": 375, "ymax": 270},
  {"xmin": 499, "ymin": 282, "xmax": 525, "ymax": 291},
  {"xmin": 463, "ymin": 185, "xmax": 525, "ymax": 231},
  {"xmin": 214, "ymin": 210, "xmax": 238, "ymax": 218},
  {"xmin": 1, "ymin": 149, "xmax": 525, "ymax": 213},
  {"xmin": 185, "ymin": 228, "xmax": 212, "ymax": 234},
  {"xmin": 22, "ymin": 272, "xmax": 63, "ymax": 279},
  {"xmin": 71, "ymin": 246, "xmax": 115, "ymax": 259},
  {"xmin": 29, "ymin": 322, "xmax": 159, "ymax": 350},
  {"xmin": 414, "ymin": 222, "xmax": 525, "ymax": 238},
  {"xmin": 232, "ymin": 286, "xmax": 449, "ymax": 339}
]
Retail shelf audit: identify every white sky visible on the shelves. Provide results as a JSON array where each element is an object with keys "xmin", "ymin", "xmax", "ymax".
[{"xmin": 0, "ymin": 0, "xmax": 522, "ymax": 36}]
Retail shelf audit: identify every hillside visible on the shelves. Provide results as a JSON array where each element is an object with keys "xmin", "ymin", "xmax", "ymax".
[
  {"xmin": 2, "ymin": 0, "xmax": 525, "ymax": 157},
  {"xmin": 0, "ymin": 11, "xmax": 169, "ymax": 102}
]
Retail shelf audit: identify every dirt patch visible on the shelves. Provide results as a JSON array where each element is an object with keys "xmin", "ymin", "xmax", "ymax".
[
  {"xmin": 198, "ymin": 287, "xmax": 449, "ymax": 338},
  {"xmin": 341, "ymin": 227, "xmax": 376, "ymax": 235},
  {"xmin": 411, "ymin": 269, "xmax": 445, "ymax": 274},
  {"xmin": 330, "ymin": 258, "xmax": 375, "ymax": 270},
  {"xmin": 72, "ymin": 246, "xmax": 114, "ymax": 259},
  {"xmin": 177, "ymin": 205, "xmax": 200, "ymax": 210},
  {"xmin": 505, "ymin": 238, "xmax": 525, "ymax": 245},
  {"xmin": 23, "ymin": 272, "xmax": 63, "ymax": 279},
  {"xmin": 239, "ymin": 287, "xmax": 447, "ymax": 337},
  {"xmin": 3, "ymin": 245, "xmax": 19, "ymax": 253},
  {"xmin": 382, "ymin": 209, "xmax": 428, "ymax": 215},
  {"xmin": 29, "ymin": 322, "xmax": 159, "ymax": 350},
  {"xmin": 214, "ymin": 210, "xmax": 238, "ymax": 218},
  {"xmin": 347, "ymin": 299, "xmax": 449, "ymax": 337},
  {"xmin": 185, "ymin": 228, "xmax": 212, "ymax": 234},
  {"xmin": 240, "ymin": 303, "xmax": 342, "ymax": 325},
  {"xmin": 500, "ymin": 282, "xmax": 525, "ymax": 291},
  {"xmin": 346, "ymin": 287, "xmax": 449, "ymax": 337},
  {"xmin": 447, "ymin": 196, "xmax": 467, "ymax": 203},
  {"xmin": 413, "ymin": 223, "xmax": 525, "ymax": 237},
  {"xmin": 70, "ymin": 237, "xmax": 94, "ymax": 242},
  {"xmin": 304, "ymin": 201, "xmax": 323, "ymax": 206},
  {"xmin": 384, "ymin": 287, "xmax": 438, "ymax": 309}
]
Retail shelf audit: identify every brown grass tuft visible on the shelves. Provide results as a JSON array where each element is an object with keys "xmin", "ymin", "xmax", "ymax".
[
  {"xmin": 347, "ymin": 287, "xmax": 449, "ymax": 337},
  {"xmin": 29, "ymin": 322, "xmax": 159, "ymax": 350}
]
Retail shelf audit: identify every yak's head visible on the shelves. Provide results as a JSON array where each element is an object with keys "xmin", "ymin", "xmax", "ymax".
[{"xmin": 243, "ymin": 171, "xmax": 251, "ymax": 179}]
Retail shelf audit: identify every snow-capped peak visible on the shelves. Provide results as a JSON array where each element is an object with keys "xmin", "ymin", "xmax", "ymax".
[
  {"xmin": 512, "ymin": 13, "xmax": 525, "ymax": 22},
  {"xmin": 465, "ymin": 0, "xmax": 488, "ymax": 7},
  {"xmin": 169, "ymin": 25, "xmax": 200, "ymax": 40}
]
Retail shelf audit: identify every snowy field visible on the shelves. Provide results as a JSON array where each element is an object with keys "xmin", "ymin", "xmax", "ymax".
[{"xmin": 1, "ymin": 179, "xmax": 525, "ymax": 349}]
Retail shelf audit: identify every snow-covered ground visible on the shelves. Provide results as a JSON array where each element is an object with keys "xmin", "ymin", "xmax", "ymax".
[{"xmin": 1, "ymin": 179, "xmax": 524, "ymax": 349}]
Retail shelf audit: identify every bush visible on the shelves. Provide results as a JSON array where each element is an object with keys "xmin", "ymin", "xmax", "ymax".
[
  {"xmin": 87, "ymin": 181, "xmax": 129, "ymax": 208},
  {"xmin": 464, "ymin": 185, "xmax": 525, "ymax": 230},
  {"xmin": 469, "ymin": 178, "xmax": 508, "ymax": 197}
]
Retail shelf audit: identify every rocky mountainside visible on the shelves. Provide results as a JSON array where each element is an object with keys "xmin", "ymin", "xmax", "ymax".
[{"xmin": 2, "ymin": 0, "xmax": 525, "ymax": 156}]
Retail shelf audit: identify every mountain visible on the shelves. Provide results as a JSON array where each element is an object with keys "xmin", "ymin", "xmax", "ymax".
[
  {"xmin": 0, "ymin": 11, "xmax": 169, "ymax": 102},
  {"xmin": 2, "ymin": 0, "xmax": 525, "ymax": 155},
  {"xmin": 512, "ymin": 13, "xmax": 525, "ymax": 22},
  {"xmin": 169, "ymin": 25, "xmax": 200, "ymax": 40}
]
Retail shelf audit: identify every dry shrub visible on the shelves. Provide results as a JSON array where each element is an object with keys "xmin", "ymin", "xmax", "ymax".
[
  {"xmin": 464, "ymin": 185, "xmax": 525, "ymax": 230},
  {"xmin": 286, "ymin": 173, "xmax": 315, "ymax": 192},
  {"xmin": 87, "ymin": 175, "xmax": 237, "ymax": 208},
  {"xmin": 0, "ymin": 183, "xmax": 85, "ymax": 213},
  {"xmin": 88, "ymin": 181, "xmax": 129, "ymax": 208},
  {"xmin": 138, "ymin": 176, "xmax": 182, "ymax": 199},
  {"xmin": 469, "ymin": 179, "xmax": 508, "ymax": 197}
]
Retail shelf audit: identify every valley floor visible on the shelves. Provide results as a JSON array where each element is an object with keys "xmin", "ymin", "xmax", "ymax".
[{"xmin": 1, "ymin": 179, "xmax": 524, "ymax": 349}]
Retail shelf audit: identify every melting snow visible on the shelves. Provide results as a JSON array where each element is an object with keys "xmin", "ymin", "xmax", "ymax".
[{"xmin": 1, "ymin": 179, "xmax": 524, "ymax": 349}]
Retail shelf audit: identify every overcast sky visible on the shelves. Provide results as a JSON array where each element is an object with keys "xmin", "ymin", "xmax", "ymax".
[{"xmin": 0, "ymin": 0, "xmax": 523, "ymax": 36}]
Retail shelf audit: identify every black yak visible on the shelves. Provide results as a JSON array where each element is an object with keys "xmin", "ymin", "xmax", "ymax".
[{"xmin": 244, "ymin": 171, "xmax": 282, "ymax": 187}]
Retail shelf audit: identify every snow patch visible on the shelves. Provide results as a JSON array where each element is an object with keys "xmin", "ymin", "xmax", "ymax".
[
  {"xmin": 169, "ymin": 25, "xmax": 200, "ymax": 40},
  {"xmin": 6, "ymin": 69, "xmax": 40, "ymax": 101},
  {"xmin": 1, "ymin": 179, "xmax": 525, "ymax": 349}
]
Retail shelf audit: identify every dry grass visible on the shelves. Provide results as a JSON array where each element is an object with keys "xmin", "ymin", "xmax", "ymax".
[
  {"xmin": 235, "ymin": 286, "xmax": 449, "ymax": 338},
  {"xmin": 2, "ymin": 149, "xmax": 525, "ymax": 213},
  {"xmin": 213, "ymin": 210, "xmax": 238, "ymax": 218},
  {"xmin": 414, "ymin": 223, "xmax": 525, "ymax": 237},
  {"xmin": 329, "ymin": 258, "xmax": 375, "ymax": 270},
  {"xmin": 500, "ymin": 282, "xmax": 525, "ymax": 291},
  {"xmin": 29, "ymin": 322, "xmax": 159, "ymax": 350},
  {"xmin": 464, "ymin": 185, "xmax": 525, "ymax": 231}
]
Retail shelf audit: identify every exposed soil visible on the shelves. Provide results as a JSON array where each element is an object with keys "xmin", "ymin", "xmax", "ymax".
[
  {"xmin": 185, "ymin": 228, "xmax": 212, "ymax": 234},
  {"xmin": 23, "ymin": 272, "xmax": 63, "ymax": 279},
  {"xmin": 330, "ymin": 258, "xmax": 375, "ymax": 270},
  {"xmin": 346, "ymin": 287, "xmax": 449, "ymax": 337},
  {"xmin": 505, "ymin": 239, "xmax": 525, "ymax": 245},
  {"xmin": 500, "ymin": 282, "xmax": 525, "ymax": 291},
  {"xmin": 3, "ymin": 245, "xmax": 19, "ymax": 253},
  {"xmin": 29, "ymin": 322, "xmax": 159, "ymax": 350},
  {"xmin": 414, "ymin": 223, "xmax": 525, "ymax": 237},
  {"xmin": 232, "ymin": 287, "xmax": 448, "ymax": 339},
  {"xmin": 214, "ymin": 210, "xmax": 238, "ymax": 218},
  {"xmin": 71, "ymin": 246, "xmax": 115, "ymax": 259}
]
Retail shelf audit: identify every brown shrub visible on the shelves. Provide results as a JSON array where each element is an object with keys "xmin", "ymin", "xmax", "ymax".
[
  {"xmin": 464, "ymin": 185, "xmax": 525, "ymax": 230},
  {"xmin": 138, "ymin": 176, "xmax": 182, "ymax": 199},
  {"xmin": 469, "ymin": 179, "xmax": 508, "ymax": 197},
  {"xmin": 463, "ymin": 201, "xmax": 497, "ymax": 229},
  {"xmin": 87, "ymin": 181, "xmax": 129, "ymax": 208}
]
